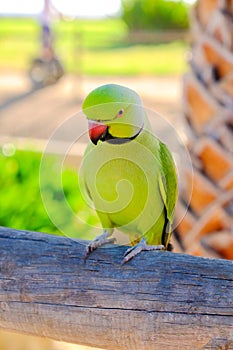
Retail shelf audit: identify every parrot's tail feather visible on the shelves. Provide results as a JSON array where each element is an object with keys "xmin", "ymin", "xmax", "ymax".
[{"xmin": 161, "ymin": 206, "xmax": 173, "ymax": 250}]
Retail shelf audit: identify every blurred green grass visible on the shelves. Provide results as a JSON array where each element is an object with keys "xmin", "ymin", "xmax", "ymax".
[
  {"xmin": 0, "ymin": 148, "xmax": 100, "ymax": 238},
  {"xmin": 0, "ymin": 17, "xmax": 188, "ymax": 75}
]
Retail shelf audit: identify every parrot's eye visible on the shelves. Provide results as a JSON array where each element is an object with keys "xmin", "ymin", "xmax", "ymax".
[{"xmin": 116, "ymin": 109, "xmax": 124, "ymax": 118}]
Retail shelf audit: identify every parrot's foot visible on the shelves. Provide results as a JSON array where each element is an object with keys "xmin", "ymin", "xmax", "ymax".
[
  {"xmin": 84, "ymin": 230, "xmax": 116, "ymax": 261},
  {"xmin": 121, "ymin": 237, "xmax": 165, "ymax": 265}
]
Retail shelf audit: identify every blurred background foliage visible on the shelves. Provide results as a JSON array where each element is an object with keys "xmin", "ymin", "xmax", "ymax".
[
  {"xmin": 122, "ymin": 0, "xmax": 190, "ymax": 30},
  {"xmin": 0, "ymin": 17, "xmax": 188, "ymax": 75},
  {"xmin": 0, "ymin": 149, "xmax": 100, "ymax": 238}
]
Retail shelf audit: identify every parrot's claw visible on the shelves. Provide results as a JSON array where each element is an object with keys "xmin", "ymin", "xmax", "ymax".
[
  {"xmin": 84, "ymin": 230, "xmax": 116, "ymax": 261},
  {"xmin": 121, "ymin": 237, "xmax": 165, "ymax": 265}
]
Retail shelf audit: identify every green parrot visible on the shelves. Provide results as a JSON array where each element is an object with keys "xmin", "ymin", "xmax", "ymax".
[{"xmin": 80, "ymin": 84, "xmax": 178, "ymax": 264}]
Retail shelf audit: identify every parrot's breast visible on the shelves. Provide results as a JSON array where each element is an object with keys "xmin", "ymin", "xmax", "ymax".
[{"xmin": 81, "ymin": 137, "xmax": 165, "ymax": 238}]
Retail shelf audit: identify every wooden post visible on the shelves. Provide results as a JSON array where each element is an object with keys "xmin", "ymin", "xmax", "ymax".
[{"xmin": 0, "ymin": 226, "xmax": 232, "ymax": 350}]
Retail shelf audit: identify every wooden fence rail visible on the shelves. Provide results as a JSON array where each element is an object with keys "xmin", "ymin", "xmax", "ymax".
[{"xmin": 0, "ymin": 226, "xmax": 232, "ymax": 350}]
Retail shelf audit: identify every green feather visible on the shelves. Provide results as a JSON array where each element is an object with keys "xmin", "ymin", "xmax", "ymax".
[
  {"xmin": 159, "ymin": 142, "xmax": 178, "ymax": 222},
  {"xmin": 158, "ymin": 141, "xmax": 178, "ymax": 247}
]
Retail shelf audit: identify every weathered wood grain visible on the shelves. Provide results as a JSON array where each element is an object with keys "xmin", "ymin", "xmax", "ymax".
[{"xmin": 0, "ymin": 226, "xmax": 232, "ymax": 350}]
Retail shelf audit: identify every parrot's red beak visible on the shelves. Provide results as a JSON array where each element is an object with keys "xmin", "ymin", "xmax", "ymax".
[{"xmin": 88, "ymin": 120, "xmax": 108, "ymax": 145}]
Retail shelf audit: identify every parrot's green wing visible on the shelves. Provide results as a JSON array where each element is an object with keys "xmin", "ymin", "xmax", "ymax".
[{"xmin": 158, "ymin": 141, "xmax": 178, "ymax": 247}]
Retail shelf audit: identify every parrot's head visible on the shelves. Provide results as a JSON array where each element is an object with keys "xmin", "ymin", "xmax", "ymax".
[{"xmin": 82, "ymin": 84, "xmax": 145, "ymax": 145}]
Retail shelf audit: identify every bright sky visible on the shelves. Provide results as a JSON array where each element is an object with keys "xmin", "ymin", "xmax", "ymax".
[
  {"xmin": 0, "ymin": 0, "xmax": 122, "ymax": 18},
  {"xmin": 0, "ymin": 0, "xmax": 195, "ymax": 18}
]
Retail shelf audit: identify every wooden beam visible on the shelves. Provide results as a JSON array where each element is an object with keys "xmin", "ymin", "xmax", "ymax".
[{"xmin": 0, "ymin": 226, "xmax": 232, "ymax": 350}]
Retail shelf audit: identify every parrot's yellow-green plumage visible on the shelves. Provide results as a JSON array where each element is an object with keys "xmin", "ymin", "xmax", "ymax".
[{"xmin": 81, "ymin": 84, "xmax": 178, "ymax": 263}]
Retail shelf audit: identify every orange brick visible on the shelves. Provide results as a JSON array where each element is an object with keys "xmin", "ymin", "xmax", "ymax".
[
  {"xmin": 184, "ymin": 169, "xmax": 219, "ymax": 214},
  {"xmin": 184, "ymin": 74, "xmax": 217, "ymax": 132},
  {"xmin": 194, "ymin": 138, "xmax": 232, "ymax": 181},
  {"xmin": 183, "ymin": 204, "xmax": 232, "ymax": 248},
  {"xmin": 202, "ymin": 39, "xmax": 233, "ymax": 78}
]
